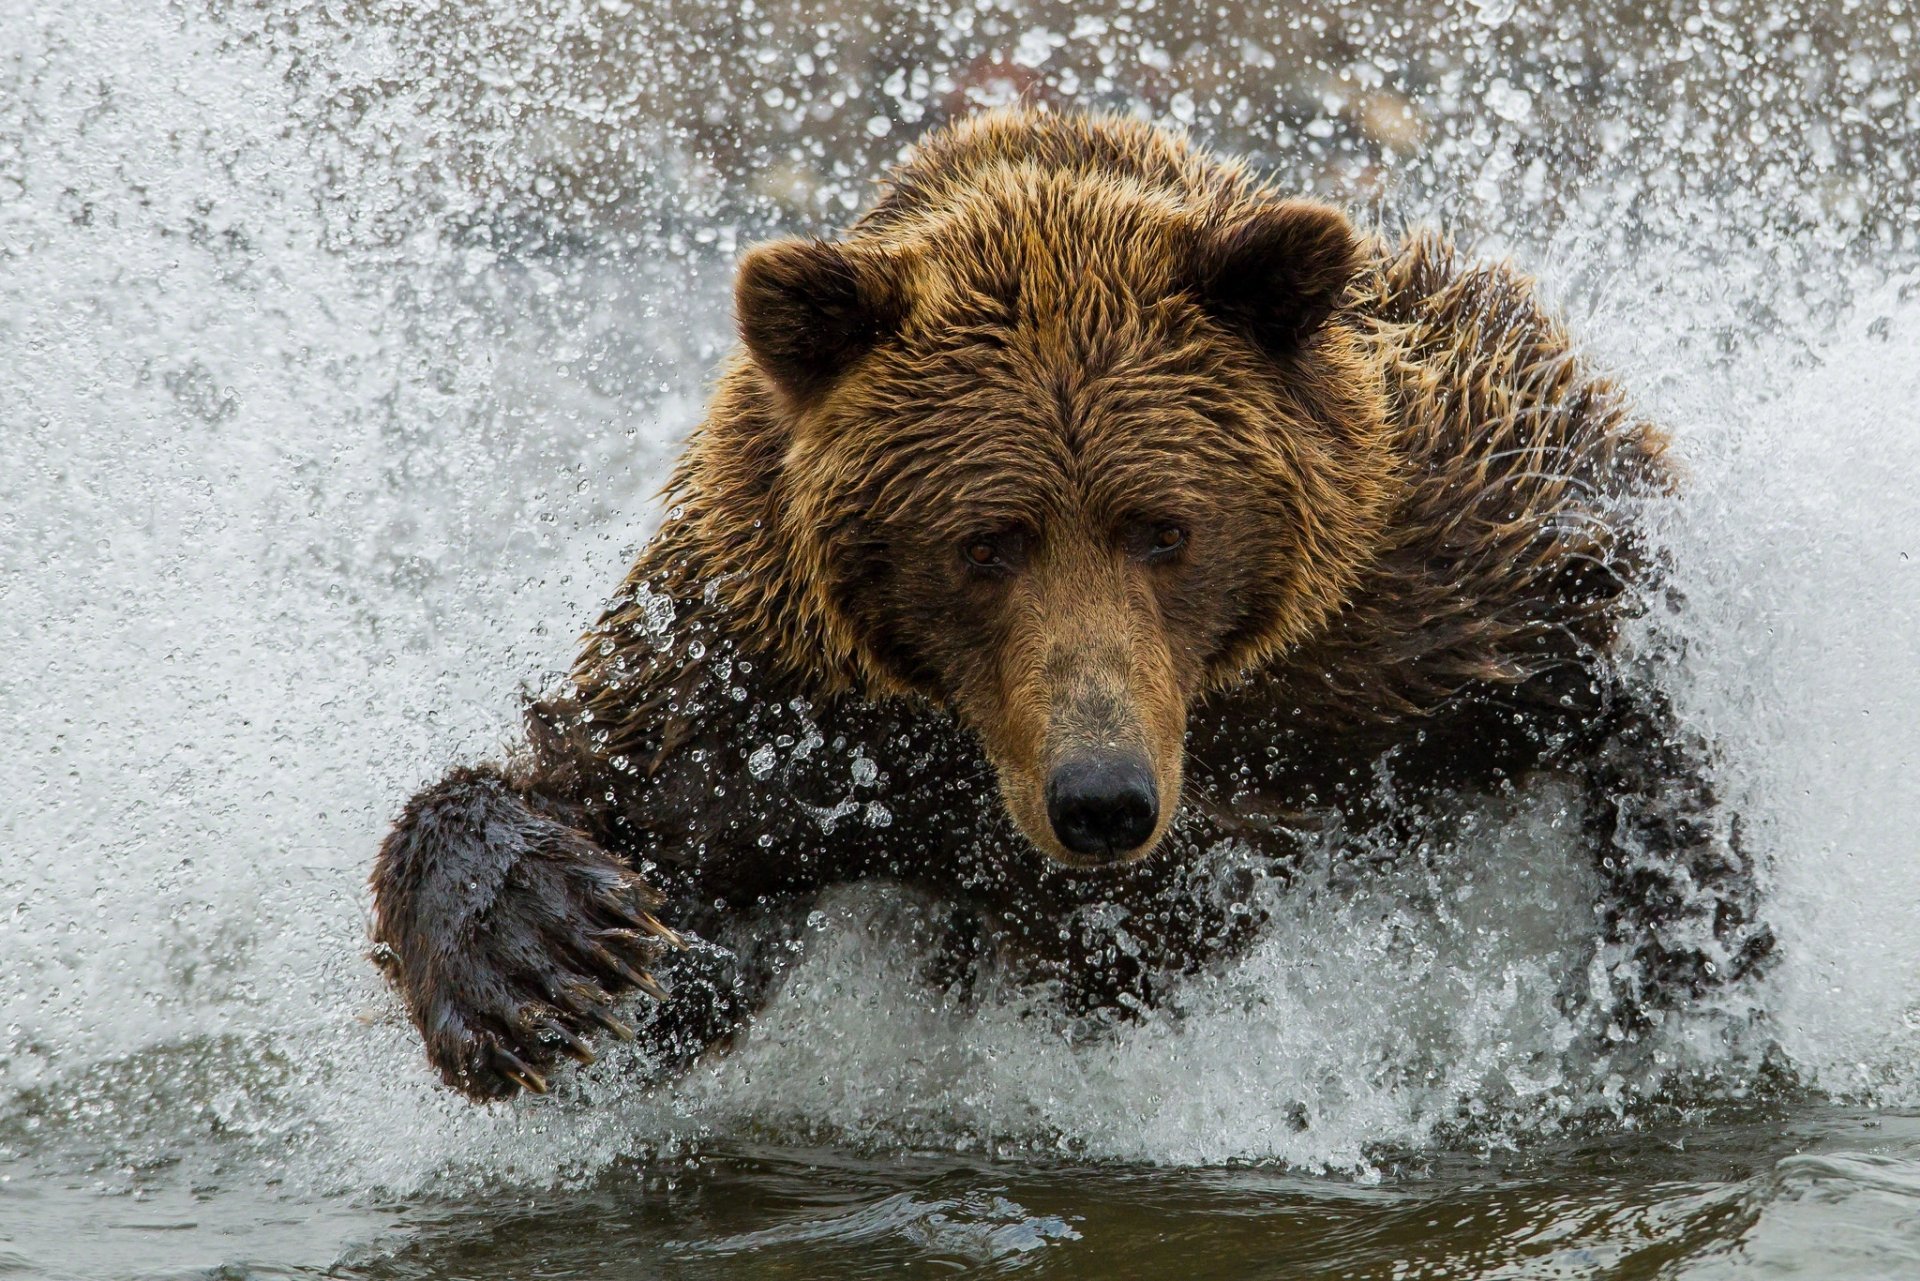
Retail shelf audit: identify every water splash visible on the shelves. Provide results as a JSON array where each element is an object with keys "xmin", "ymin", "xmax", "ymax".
[{"xmin": 1, "ymin": 0, "xmax": 1917, "ymax": 1218}]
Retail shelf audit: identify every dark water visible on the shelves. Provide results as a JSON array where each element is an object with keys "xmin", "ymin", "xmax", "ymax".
[
  {"xmin": 350, "ymin": 1112, "xmax": 1920, "ymax": 1280},
  {"xmin": 8, "ymin": 1107, "xmax": 1919, "ymax": 1278}
]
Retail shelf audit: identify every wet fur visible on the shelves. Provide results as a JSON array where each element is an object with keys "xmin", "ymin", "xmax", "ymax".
[{"xmin": 370, "ymin": 111, "xmax": 1772, "ymax": 1100}]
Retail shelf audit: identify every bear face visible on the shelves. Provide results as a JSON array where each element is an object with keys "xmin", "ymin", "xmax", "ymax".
[{"xmin": 730, "ymin": 164, "xmax": 1400, "ymax": 867}]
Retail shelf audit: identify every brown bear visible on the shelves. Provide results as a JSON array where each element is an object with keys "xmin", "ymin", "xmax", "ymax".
[{"xmin": 369, "ymin": 109, "xmax": 1773, "ymax": 1101}]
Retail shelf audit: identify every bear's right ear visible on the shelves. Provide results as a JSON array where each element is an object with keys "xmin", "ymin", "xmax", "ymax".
[
  {"xmin": 1186, "ymin": 201, "xmax": 1364, "ymax": 356},
  {"xmin": 735, "ymin": 238, "xmax": 903, "ymax": 405}
]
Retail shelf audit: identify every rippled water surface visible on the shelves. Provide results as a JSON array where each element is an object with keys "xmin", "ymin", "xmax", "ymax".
[
  {"xmin": 8, "ymin": 1101, "xmax": 1920, "ymax": 1278},
  {"xmin": 4, "ymin": 0, "xmax": 1919, "ymax": 1276}
]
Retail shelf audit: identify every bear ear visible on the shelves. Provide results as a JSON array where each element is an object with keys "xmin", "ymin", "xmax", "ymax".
[
  {"xmin": 735, "ymin": 238, "xmax": 903, "ymax": 404},
  {"xmin": 1186, "ymin": 201, "xmax": 1364, "ymax": 355}
]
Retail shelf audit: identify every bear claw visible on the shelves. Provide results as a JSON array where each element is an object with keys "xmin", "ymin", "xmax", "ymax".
[
  {"xmin": 585, "ymin": 1009, "xmax": 636, "ymax": 1042},
  {"xmin": 488, "ymin": 1045, "xmax": 549, "ymax": 1095},
  {"xmin": 582, "ymin": 938, "xmax": 667, "ymax": 997},
  {"xmin": 598, "ymin": 894, "xmax": 683, "ymax": 947},
  {"xmin": 536, "ymin": 1019, "xmax": 598, "ymax": 1065}
]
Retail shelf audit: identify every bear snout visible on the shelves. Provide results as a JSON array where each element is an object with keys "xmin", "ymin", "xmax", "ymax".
[{"xmin": 1044, "ymin": 750, "xmax": 1160, "ymax": 861}]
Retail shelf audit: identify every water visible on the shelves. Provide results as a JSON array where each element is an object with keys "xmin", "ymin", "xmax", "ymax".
[
  {"xmin": 4, "ymin": 1109, "xmax": 1918, "ymax": 1278},
  {"xmin": 3, "ymin": 2, "xmax": 1919, "ymax": 1277}
]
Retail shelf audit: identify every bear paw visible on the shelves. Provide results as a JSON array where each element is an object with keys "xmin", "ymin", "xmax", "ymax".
[{"xmin": 372, "ymin": 773, "xmax": 693, "ymax": 1101}]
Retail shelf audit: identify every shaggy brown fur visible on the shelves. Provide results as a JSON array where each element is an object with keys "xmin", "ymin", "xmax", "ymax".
[{"xmin": 369, "ymin": 110, "xmax": 1771, "ymax": 1101}]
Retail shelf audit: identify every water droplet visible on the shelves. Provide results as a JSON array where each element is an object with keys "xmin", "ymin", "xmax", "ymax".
[
  {"xmin": 1011, "ymin": 26, "xmax": 1058, "ymax": 68},
  {"xmin": 1471, "ymin": 0, "xmax": 1518, "ymax": 26},
  {"xmin": 748, "ymin": 745, "xmax": 777, "ymax": 779},
  {"xmin": 1486, "ymin": 78, "xmax": 1534, "ymax": 124}
]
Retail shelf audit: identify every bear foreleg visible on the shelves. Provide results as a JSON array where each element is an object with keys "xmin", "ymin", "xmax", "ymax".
[{"xmin": 1581, "ymin": 688, "xmax": 1777, "ymax": 1031}]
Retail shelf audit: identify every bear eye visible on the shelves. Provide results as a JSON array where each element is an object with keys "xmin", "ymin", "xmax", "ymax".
[
  {"xmin": 960, "ymin": 531, "xmax": 1023, "ymax": 575},
  {"xmin": 1146, "ymin": 524, "xmax": 1187, "ymax": 560}
]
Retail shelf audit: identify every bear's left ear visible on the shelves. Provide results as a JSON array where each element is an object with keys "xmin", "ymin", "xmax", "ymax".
[
  {"xmin": 1186, "ymin": 201, "xmax": 1364, "ymax": 355},
  {"xmin": 735, "ymin": 238, "xmax": 904, "ymax": 405}
]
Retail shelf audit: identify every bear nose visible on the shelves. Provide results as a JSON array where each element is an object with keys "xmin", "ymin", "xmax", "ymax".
[{"xmin": 1045, "ymin": 752, "xmax": 1159, "ymax": 860}]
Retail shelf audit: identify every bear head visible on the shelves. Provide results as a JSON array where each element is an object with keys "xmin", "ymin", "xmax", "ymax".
[{"xmin": 721, "ymin": 121, "xmax": 1397, "ymax": 868}]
